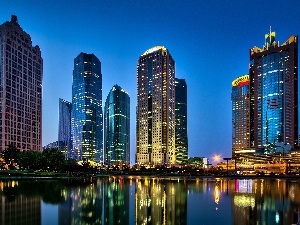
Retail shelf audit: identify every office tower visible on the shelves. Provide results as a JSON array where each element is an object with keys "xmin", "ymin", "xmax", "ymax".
[
  {"xmin": 231, "ymin": 75, "xmax": 253, "ymax": 156},
  {"xmin": 175, "ymin": 78, "xmax": 188, "ymax": 164},
  {"xmin": 42, "ymin": 141, "xmax": 59, "ymax": 150},
  {"xmin": 136, "ymin": 46, "xmax": 176, "ymax": 165},
  {"xmin": 104, "ymin": 85, "xmax": 130, "ymax": 165},
  {"xmin": 0, "ymin": 15, "xmax": 43, "ymax": 152},
  {"xmin": 58, "ymin": 98, "xmax": 72, "ymax": 158},
  {"xmin": 250, "ymin": 30, "xmax": 298, "ymax": 153},
  {"xmin": 71, "ymin": 53, "xmax": 103, "ymax": 162}
]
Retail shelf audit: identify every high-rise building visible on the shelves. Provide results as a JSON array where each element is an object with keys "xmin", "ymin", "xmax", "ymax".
[
  {"xmin": 175, "ymin": 78, "xmax": 188, "ymax": 164},
  {"xmin": 250, "ymin": 30, "xmax": 298, "ymax": 153},
  {"xmin": 71, "ymin": 52, "xmax": 103, "ymax": 162},
  {"xmin": 136, "ymin": 46, "xmax": 176, "ymax": 165},
  {"xmin": 104, "ymin": 85, "xmax": 130, "ymax": 165},
  {"xmin": 231, "ymin": 75, "xmax": 254, "ymax": 156},
  {"xmin": 58, "ymin": 98, "xmax": 72, "ymax": 158},
  {"xmin": 0, "ymin": 15, "xmax": 43, "ymax": 152}
]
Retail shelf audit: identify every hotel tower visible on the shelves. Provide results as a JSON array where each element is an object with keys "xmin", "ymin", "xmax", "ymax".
[
  {"xmin": 231, "ymin": 75, "xmax": 253, "ymax": 157},
  {"xmin": 71, "ymin": 53, "xmax": 103, "ymax": 162},
  {"xmin": 0, "ymin": 15, "xmax": 43, "ymax": 152},
  {"xmin": 136, "ymin": 46, "xmax": 176, "ymax": 165},
  {"xmin": 250, "ymin": 29, "xmax": 298, "ymax": 153}
]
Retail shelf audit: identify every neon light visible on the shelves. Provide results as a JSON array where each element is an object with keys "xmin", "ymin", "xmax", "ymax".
[{"xmin": 232, "ymin": 75, "xmax": 249, "ymax": 87}]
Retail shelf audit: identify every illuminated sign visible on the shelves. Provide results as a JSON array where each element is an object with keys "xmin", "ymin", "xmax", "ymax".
[
  {"xmin": 141, "ymin": 46, "xmax": 167, "ymax": 56},
  {"xmin": 232, "ymin": 75, "xmax": 249, "ymax": 87}
]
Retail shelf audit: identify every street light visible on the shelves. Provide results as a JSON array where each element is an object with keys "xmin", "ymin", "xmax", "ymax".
[
  {"xmin": 223, "ymin": 157, "xmax": 232, "ymax": 176},
  {"xmin": 213, "ymin": 155, "xmax": 221, "ymax": 163}
]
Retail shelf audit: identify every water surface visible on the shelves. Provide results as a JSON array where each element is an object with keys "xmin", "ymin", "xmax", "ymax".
[{"xmin": 0, "ymin": 177, "xmax": 300, "ymax": 225}]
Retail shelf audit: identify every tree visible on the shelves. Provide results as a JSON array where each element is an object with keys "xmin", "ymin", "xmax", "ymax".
[
  {"xmin": 2, "ymin": 145, "xmax": 19, "ymax": 162},
  {"xmin": 42, "ymin": 148, "xmax": 65, "ymax": 171},
  {"xmin": 18, "ymin": 150, "xmax": 43, "ymax": 170}
]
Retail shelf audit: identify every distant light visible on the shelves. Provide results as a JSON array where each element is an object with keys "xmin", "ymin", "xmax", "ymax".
[
  {"xmin": 141, "ymin": 46, "xmax": 167, "ymax": 56},
  {"xmin": 275, "ymin": 212, "xmax": 279, "ymax": 223}
]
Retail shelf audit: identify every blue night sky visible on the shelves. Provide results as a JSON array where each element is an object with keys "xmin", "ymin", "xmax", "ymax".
[{"xmin": 1, "ymin": 0, "xmax": 300, "ymax": 163}]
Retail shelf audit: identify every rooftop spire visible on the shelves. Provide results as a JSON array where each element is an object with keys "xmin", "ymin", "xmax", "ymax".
[{"xmin": 11, "ymin": 15, "xmax": 18, "ymax": 24}]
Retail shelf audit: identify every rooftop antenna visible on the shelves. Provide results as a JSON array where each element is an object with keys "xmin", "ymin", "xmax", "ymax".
[{"xmin": 270, "ymin": 25, "xmax": 272, "ymax": 44}]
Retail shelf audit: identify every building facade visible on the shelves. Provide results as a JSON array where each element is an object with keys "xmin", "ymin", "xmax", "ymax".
[
  {"xmin": 231, "ymin": 75, "xmax": 254, "ymax": 156},
  {"xmin": 42, "ymin": 141, "xmax": 59, "ymax": 150},
  {"xmin": 104, "ymin": 85, "xmax": 130, "ymax": 165},
  {"xmin": 175, "ymin": 78, "xmax": 188, "ymax": 164},
  {"xmin": 0, "ymin": 15, "xmax": 43, "ymax": 152},
  {"xmin": 250, "ymin": 30, "xmax": 298, "ymax": 153},
  {"xmin": 58, "ymin": 98, "xmax": 72, "ymax": 158},
  {"xmin": 136, "ymin": 46, "xmax": 176, "ymax": 165},
  {"xmin": 71, "ymin": 53, "xmax": 103, "ymax": 162}
]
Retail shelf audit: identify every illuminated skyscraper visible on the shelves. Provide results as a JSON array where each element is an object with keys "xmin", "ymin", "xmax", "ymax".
[
  {"xmin": 104, "ymin": 85, "xmax": 130, "ymax": 165},
  {"xmin": 136, "ymin": 46, "xmax": 176, "ymax": 165},
  {"xmin": 250, "ymin": 30, "xmax": 298, "ymax": 153},
  {"xmin": 175, "ymin": 78, "xmax": 188, "ymax": 164},
  {"xmin": 58, "ymin": 98, "xmax": 72, "ymax": 158},
  {"xmin": 231, "ymin": 75, "xmax": 253, "ymax": 156},
  {"xmin": 0, "ymin": 15, "xmax": 42, "ymax": 152},
  {"xmin": 71, "ymin": 53, "xmax": 103, "ymax": 162}
]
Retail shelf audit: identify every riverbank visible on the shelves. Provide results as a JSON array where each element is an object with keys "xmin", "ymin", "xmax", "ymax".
[{"xmin": 1, "ymin": 170, "xmax": 300, "ymax": 180}]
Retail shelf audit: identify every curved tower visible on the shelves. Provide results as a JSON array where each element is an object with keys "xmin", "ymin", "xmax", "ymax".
[
  {"xmin": 250, "ymin": 31, "xmax": 298, "ymax": 153},
  {"xmin": 104, "ymin": 85, "xmax": 130, "ymax": 165}
]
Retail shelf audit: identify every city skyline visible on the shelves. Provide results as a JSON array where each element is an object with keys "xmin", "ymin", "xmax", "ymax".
[{"xmin": 1, "ymin": 1, "xmax": 300, "ymax": 163}]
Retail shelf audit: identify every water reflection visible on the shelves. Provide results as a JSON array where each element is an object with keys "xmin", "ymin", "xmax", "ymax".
[
  {"xmin": 135, "ymin": 177, "xmax": 187, "ymax": 225},
  {"xmin": 0, "ymin": 177, "xmax": 300, "ymax": 225},
  {"xmin": 0, "ymin": 180, "xmax": 41, "ymax": 225}
]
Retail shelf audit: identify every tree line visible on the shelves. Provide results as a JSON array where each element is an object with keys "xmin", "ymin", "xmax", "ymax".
[{"xmin": 0, "ymin": 145, "xmax": 88, "ymax": 172}]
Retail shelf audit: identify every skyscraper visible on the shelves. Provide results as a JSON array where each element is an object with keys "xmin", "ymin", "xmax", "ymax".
[
  {"xmin": 71, "ymin": 53, "xmax": 103, "ymax": 162},
  {"xmin": 0, "ymin": 15, "xmax": 43, "ymax": 152},
  {"xmin": 250, "ymin": 30, "xmax": 298, "ymax": 153},
  {"xmin": 136, "ymin": 46, "xmax": 176, "ymax": 165},
  {"xmin": 104, "ymin": 85, "xmax": 130, "ymax": 165},
  {"xmin": 231, "ymin": 75, "xmax": 253, "ymax": 156},
  {"xmin": 58, "ymin": 98, "xmax": 72, "ymax": 158},
  {"xmin": 175, "ymin": 78, "xmax": 188, "ymax": 164}
]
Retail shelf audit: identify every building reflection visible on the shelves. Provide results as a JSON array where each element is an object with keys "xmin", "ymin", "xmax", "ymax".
[
  {"xmin": 2, "ymin": 177, "xmax": 300, "ymax": 224},
  {"xmin": 58, "ymin": 179, "xmax": 104, "ymax": 225},
  {"xmin": 135, "ymin": 178, "xmax": 187, "ymax": 225},
  {"xmin": 232, "ymin": 179, "xmax": 300, "ymax": 225},
  {"xmin": 0, "ymin": 181, "xmax": 41, "ymax": 225},
  {"xmin": 103, "ymin": 176, "xmax": 130, "ymax": 225}
]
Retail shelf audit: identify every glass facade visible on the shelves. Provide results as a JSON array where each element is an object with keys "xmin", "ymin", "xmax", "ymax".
[
  {"xmin": 71, "ymin": 53, "xmax": 103, "ymax": 162},
  {"xmin": 58, "ymin": 98, "xmax": 72, "ymax": 158},
  {"xmin": 0, "ymin": 15, "xmax": 43, "ymax": 152},
  {"xmin": 231, "ymin": 75, "xmax": 251, "ymax": 156},
  {"xmin": 250, "ymin": 31, "xmax": 298, "ymax": 153},
  {"xmin": 136, "ymin": 46, "xmax": 176, "ymax": 165},
  {"xmin": 104, "ymin": 85, "xmax": 130, "ymax": 165},
  {"xmin": 175, "ymin": 78, "xmax": 188, "ymax": 164}
]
